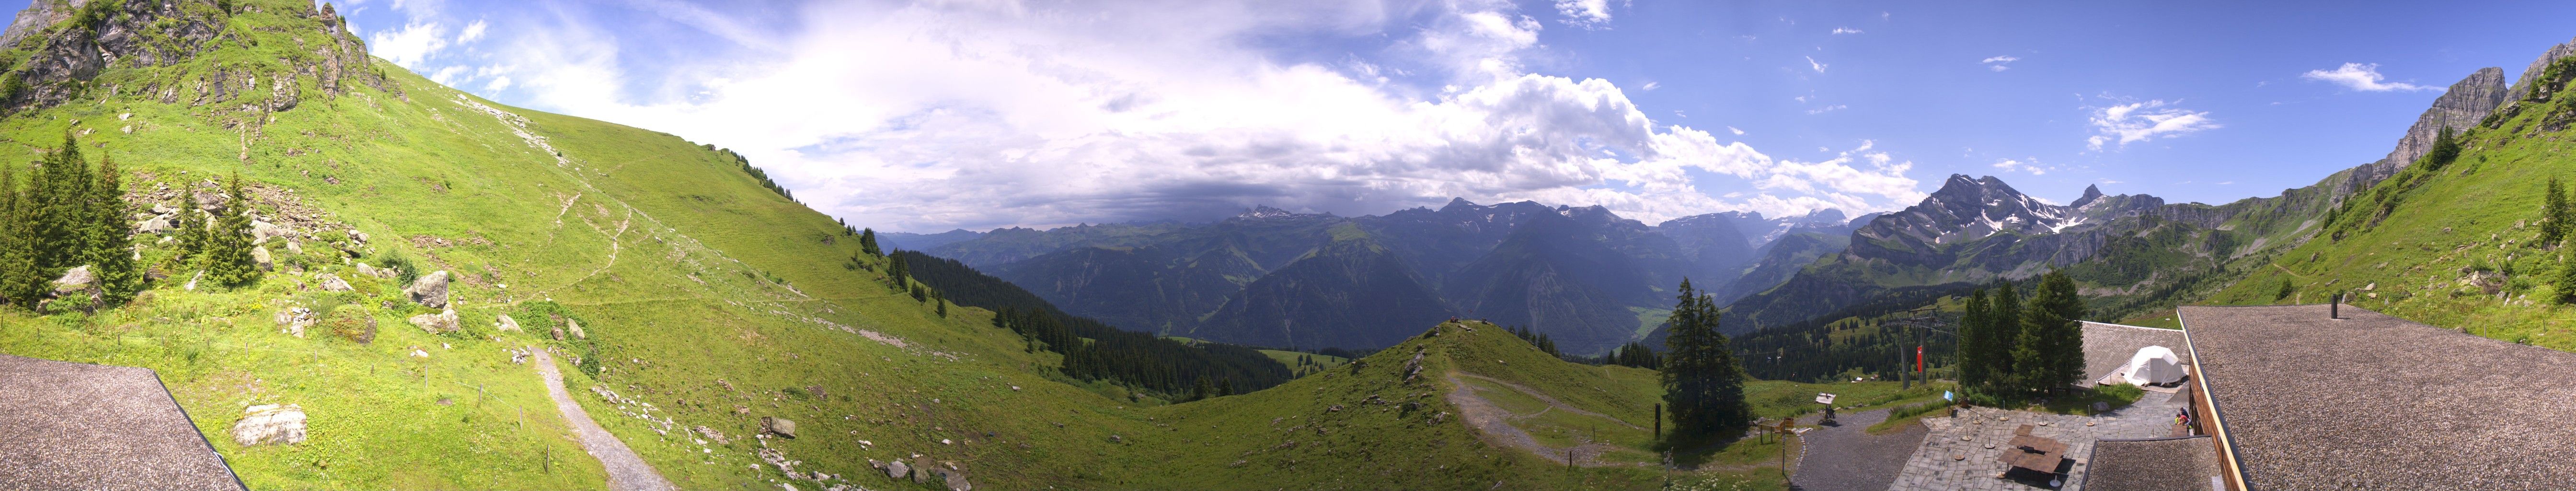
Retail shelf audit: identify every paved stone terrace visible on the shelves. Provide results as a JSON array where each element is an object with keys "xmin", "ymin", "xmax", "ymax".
[
  {"xmin": 2180, "ymin": 304, "xmax": 2576, "ymax": 490},
  {"xmin": 0, "ymin": 353, "xmax": 244, "ymax": 491},
  {"xmin": 1887, "ymin": 390, "xmax": 2186, "ymax": 491}
]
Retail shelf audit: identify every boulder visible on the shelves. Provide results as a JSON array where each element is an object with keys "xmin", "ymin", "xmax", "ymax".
[
  {"xmin": 355, "ymin": 262, "xmax": 397, "ymax": 279},
  {"xmin": 251, "ymin": 220, "xmax": 291, "ymax": 244},
  {"xmin": 50, "ymin": 265, "xmax": 92, "ymax": 293},
  {"xmin": 150, "ymin": 203, "xmax": 176, "ymax": 214},
  {"xmin": 404, "ymin": 270, "xmax": 449, "ymax": 308},
  {"xmin": 135, "ymin": 214, "xmax": 175, "ymax": 234},
  {"xmin": 762, "ymin": 417, "xmax": 797, "ymax": 438},
  {"xmin": 911, "ymin": 457, "xmax": 934, "ymax": 484},
  {"xmin": 551, "ymin": 327, "xmax": 564, "ymax": 340},
  {"xmin": 274, "ymin": 307, "xmax": 315, "ymax": 338},
  {"xmin": 231, "ymin": 404, "xmax": 307, "ymax": 446},
  {"xmin": 408, "ymin": 308, "xmax": 460, "ymax": 333},
  {"xmin": 567, "ymin": 318, "xmax": 587, "ymax": 339},
  {"xmin": 285, "ymin": 241, "xmax": 303, "ymax": 255},
  {"xmin": 192, "ymin": 190, "xmax": 225, "ymax": 212},
  {"xmin": 496, "ymin": 314, "xmax": 521, "ymax": 332},
  {"xmin": 940, "ymin": 468, "xmax": 972, "ymax": 491},
  {"xmin": 886, "ymin": 459, "xmax": 910, "ymax": 480},
  {"xmin": 316, "ymin": 273, "xmax": 353, "ymax": 292},
  {"xmin": 252, "ymin": 246, "xmax": 275, "ymax": 271}
]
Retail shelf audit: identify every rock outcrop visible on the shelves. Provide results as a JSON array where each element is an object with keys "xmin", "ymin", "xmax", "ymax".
[
  {"xmin": 50, "ymin": 265, "xmax": 92, "ymax": 293},
  {"xmin": 408, "ymin": 308, "xmax": 459, "ymax": 333},
  {"xmin": 0, "ymin": 0, "xmax": 395, "ymax": 112},
  {"xmin": 316, "ymin": 272, "xmax": 352, "ymax": 292},
  {"xmin": 230, "ymin": 404, "xmax": 307, "ymax": 446},
  {"xmin": 2507, "ymin": 36, "xmax": 2576, "ymax": 102},
  {"xmin": 2336, "ymin": 67, "xmax": 2509, "ymax": 196},
  {"xmin": 495, "ymin": 314, "xmax": 520, "ymax": 332},
  {"xmin": 404, "ymin": 270, "xmax": 449, "ymax": 308}
]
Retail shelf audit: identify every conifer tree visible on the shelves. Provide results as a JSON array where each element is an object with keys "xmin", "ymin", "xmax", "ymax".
[
  {"xmin": 1987, "ymin": 279, "xmax": 2022, "ymax": 390},
  {"xmin": 172, "ymin": 193, "xmax": 208, "ymax": 262},
  {"xmin": 1957, "ymin": 288, "xmax": 1995, "ymax": 392},
  {"xmin": 202, "ymin": 174, "xmax": 260, "ymax": 287},
  {"xmin": 1661, "ymin": 279, "xmax": 1749, "ymax": 441},
  {"xmin": 859, "ymin": 228, "xmax": 881, "ymax": 257},
  {"xmin": 934, "ymin": 290, "xmax": 948, "ymax": 317},
  {"xmin": 2546, "ymin": 176, "xmax": 2568, "ymax": 246},
  {"xmin": 87, "ymin": 154, "xmax": 139, "ymax": 304},
  {"xmin": 29, "ymin": 131, "xmax": 91, "ymax": 275},
  {"xmin": 0, "ymin": 165, "xmax": 44, "ymax": 308},
  {"xmin": 2015, "ymin": 270, "xmax": 2087, "ymax": 394},
  {"xmin": 886, "ymin": 249, "xmax": 909, "ymax": 289},
  {"xmin": 2557, "ymin": 256, "xmax": 2576, "ymax": 304}
]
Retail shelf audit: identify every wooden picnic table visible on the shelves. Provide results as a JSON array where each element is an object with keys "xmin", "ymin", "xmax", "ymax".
[
  {"xmin": 2009, "ymin": 434, "xmax": 2069, "ymax": 455},
  {"xmin": 1999, "ymin": 448, "xmax": 2064, "ymax": 474}
]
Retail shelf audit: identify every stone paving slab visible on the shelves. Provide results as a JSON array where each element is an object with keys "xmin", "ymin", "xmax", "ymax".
[{"xmin": 1887, "ymin": 390, "xmax": 2186, "ymax": 491}]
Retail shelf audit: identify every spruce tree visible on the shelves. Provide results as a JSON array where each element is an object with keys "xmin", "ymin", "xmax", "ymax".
[
  {"xmin": 2016, "ymin": 270, "xmax": 2087, "ymax": 394},
  {"xmin": 29, "ymin": 131, "xmax": 91, "ymax": 275},
  {"xmin": 1661, "ymin": 279, "xmax": 1749, "ymax": 441},
  {"xmin": 886, "ymin": 249, "xmax": 909, "ymax": 289},
  {"xmin": 1958, "ymin": 288, "xmax": 1994, "ymax": 392},
  {"xmin": 934, "ymin": 290, "xmax": 948, "ymax": 317},
  {"xmin": 172, "ymin": 193, "xmax": 208, "ymax": 262},
  {"xmin": 203, "ymin": 174, "xmax": 260, "ymax": 287},
  {"xmin": 0, "ymin": 165, "xmax": 44, "ymax": 308},
  {"xmin": 859, "ymin": 228, "xmax": 881, "ymax": 256},
  {"xmin": 1987, "ymin": 280, "xmax": 2022, "ymax": 391},
  {"xmin": 87, "ymin": 154, "xmax": 139, "ymax": 304},
  {"xmin": 2546, "ymin": 176, "xmax": 2568, "ymax": 247},
  {"xmin": 2557, "ymin": 256, "xmax": 2576, "ymax": 304}
]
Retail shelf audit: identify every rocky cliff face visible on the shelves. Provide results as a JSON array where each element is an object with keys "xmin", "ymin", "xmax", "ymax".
[
  {"xmin": 2334, "ymin": 67, "xmax": 2509, "ymax": 196},
  {"xmin": 0, "ymin": 0, "xmax": 391, "ymax": 113},
  {"xmin": 2507, "ymin": 36, "xmax": 2576, "ymax": 102}
]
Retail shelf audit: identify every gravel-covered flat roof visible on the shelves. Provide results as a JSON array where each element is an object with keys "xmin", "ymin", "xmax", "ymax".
[
  {"xmin": 2179, "ymin": 304, "xmax": 2576, "ymax": 490},
  {"xmin": 2082, "ymin": 436, "xmax": 2220, "ymax": 491},
  {"xmin": 2082, "ymin": 321, "xmax": 2190, "ymax": 386},
  {"xmin": 0, "ymin": 353, "xmax": 244, "ymax": 491}
]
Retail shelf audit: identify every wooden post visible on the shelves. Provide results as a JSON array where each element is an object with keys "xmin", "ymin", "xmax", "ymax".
[{"xmin": 1652, "ymin": 404, "xmax": 1661, "ymax": 440}]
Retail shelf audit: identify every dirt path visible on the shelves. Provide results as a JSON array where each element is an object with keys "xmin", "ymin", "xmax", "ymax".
[
  {"xmin": 533, "ymin": 350, "xmax": 676, "ymax": 491},
  {"xmin": 1790, "ymin": 408, "xmax": 1925, "ymax": 491},
  {"xmin": 1443, "ymin": 371, "xmax": 1642, "ymax": 467}
]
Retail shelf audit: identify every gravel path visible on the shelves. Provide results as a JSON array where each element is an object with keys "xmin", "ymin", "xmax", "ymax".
[
  {"xmin": 1791, "ymin": 408, "xmax": 1925, "ymax": 491},
  {"xmin": 1443, "ymin": 372, "xmax": 1638, "ymax": 467},
  {"xmin": 533, "ymin": 350, "xmax": 675, "ymax": 491}
]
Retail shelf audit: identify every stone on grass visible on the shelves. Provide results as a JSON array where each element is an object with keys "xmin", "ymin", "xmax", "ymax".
[
  {"xmin": 285, "ymin": 241, "xmax": 303, "ymax": 255},
  {"xmin": 496, "ymin": 314, "xmax": 521, "ymax": 332},
  {"xmin": 763, "ymin": 417, "xmax": 797, "ymax": 438},
  {"xmin": 317, "ymin": 273, "xmax": 353, "ymax": 292},
  {"xmin": 252, "ymin": 246, "xmax": 274, "ymax": 271},
  {"xmin": 940, "ymin": 468, "xmax": 972, "ymax": 491},
  {"xmin": 566, "ymin": 318, "xmax": 587, "ymax": 339},
  {"xmin": 404, "ymin": 270, "xmax": 450, "ymax": 308},
  {"xmin": 408, "ymin": 308, "xmax": 460, "ymax": 333},
  {"xmin": 886, "ymin": 459, "xmax": 909, "ymax": 480},
  {"xmin": 51, "ymin": 265, "xmax": 93, "ymax": 293},
  {"xmin": 911, "ymin": 457, "xmax": 934, "ymax": 484},
  {"xmin": 231, "ymin": 404, "xmax": 308, "ymax": 446},
  {"xmin": 251, "ymin": 220, "xmax": 291, "ymax": 244},
  {"xmin": 136, "ymin": 215, "xmax": 175, "ymax": 234}
]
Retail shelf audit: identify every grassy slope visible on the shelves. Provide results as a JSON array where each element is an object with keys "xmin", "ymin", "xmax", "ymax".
[{"xmin": 2205, "ymin": 83, "xmax": 2576, "ymax": 352}]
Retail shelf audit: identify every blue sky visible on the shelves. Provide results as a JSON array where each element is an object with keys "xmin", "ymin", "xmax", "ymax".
[{"xmin": 12, "ymin": 0, "xmax": 2571, "ymax": 232}]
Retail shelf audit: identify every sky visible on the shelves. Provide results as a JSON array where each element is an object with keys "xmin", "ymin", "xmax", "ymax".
[{"xmin": 18, "ymin": 0, "xmax": 2576, "ymax": 232}]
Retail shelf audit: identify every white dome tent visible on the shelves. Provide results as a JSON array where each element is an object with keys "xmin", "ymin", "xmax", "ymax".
[{"xmin": 2119, "ymin": 345, "xmax": 2185, "ymax": 386}]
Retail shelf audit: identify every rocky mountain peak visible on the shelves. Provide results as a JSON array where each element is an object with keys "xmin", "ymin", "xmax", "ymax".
[
  {"xmin": 2508, "ymin": 36, "xmax": 2576, "ymax": 101},
  {"xmin": 2072, "ymin": 185, "xmax": 2106, "ymax": 209},
  {"xmin": 2334, "ymin": 66, "xmax": 2508, "ymax": 196}
]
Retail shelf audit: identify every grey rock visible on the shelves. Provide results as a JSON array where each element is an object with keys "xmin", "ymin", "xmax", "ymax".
[
  {"xmin": 50, "ymin": 265, "xmax": 92, "ymax": 293},
  {"xmin": 2508, "ymin": 36, "xmax": 2576, "ymax": 102},
  {"xmin": 910, "ymin": 457, "xmax": 933, "ymax": 484},
  {"xmin": 150, "ymin": 203, "xmax": 176, "ymax": 215},
  {"xmin": 251, "ymin": 220, "xmax": 290, "ymax": 244},
  {"xmin": 404, "ymin": 270, "xmax": 449, "ymax": 308},
  {"xmin": 316, "ymin": 273, "xmax": 353, "ymax": 292},
  {"xmin": 886, "ymin": 459, "xmax": 909, "ymax": 480},
  {"xmin": 252, "ymin": 246, "xmax": 274, "ymax": 271},
  {"xmin": 285, "ymin": 241, "xmax": 302, "ymax": 255},
  {"xmin": 495, "ymin": 314, "xmax": 520, "ymax": 332},
  {"xmin": 567, "ymin": 318, "xmax": 587, "ymax": 339},
  {"xmin": 192, "ymin": 190, "xmax": 225, "ymax": 213},
  {"xmin": 407, "ymin": 308, "xmax": 459, "ymax": 333},
  {"xmin": 763, "ymin": 416, "xmax": 797, "ymax": 438},
  {"xmin": 135, "ymin": 214, "xmax": 175, "ymax": 234},
  {"xmin": 940, "ymin": 468, "xmax": 971, "ymax": 491},
  {"xmin": 231, "ymin": 404, "xmax": 307, "ymax": 446}
]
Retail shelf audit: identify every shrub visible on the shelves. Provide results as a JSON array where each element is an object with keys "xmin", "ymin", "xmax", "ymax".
[
  {"xmin": 324, "ymin": 308, "xmax": 376, "ymax": 344},
  {"xmin": 377, "ymin": 250, "xmax": 420, "ymax": 287}
]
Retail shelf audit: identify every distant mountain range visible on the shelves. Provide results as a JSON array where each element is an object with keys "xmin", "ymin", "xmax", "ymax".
[{"xmin": 908, "ymin": 199, "xmax": 1864, "ymax": 354}]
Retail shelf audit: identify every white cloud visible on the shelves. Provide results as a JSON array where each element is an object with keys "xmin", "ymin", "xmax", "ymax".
[
  {"xmin": 368, "ymin": 22, "xmax": 447, "ymax": 67},
  {"xmin": 457, "ymin": 19, "xmax": 487, "ymax": 44},
  {"xmin": 486, "ymin": 75, "xmax": 512, "ymax": 91},
  {"xmin": 2085, "ymin": 99, "xmax": 2220, "ymax": 150},
  {"xmin": 1727, "ymin": 126, "xmax": 1744, "ymax": 135},
  {"xmin": 1553, "ymin": 0, "xmax": 1612, "ymax": 30},
  {"xmin": 2301, "ymin": 62, "xmax": 2435, "ymax": 92},
  {"xmin": 1980, "ymin": 55, "xmax": 2017, "ymax": 71},
  {"xmin": 1804, "ymin": 56, "xmax": 1826, "ymax": 72},
  {"xmin": 1830, "ymin": 27, "xmax": 1862, "ymax": 35},
  {"xmin": 1639, "ymin": 81, "xmax": 1658, "ymax": 91},
  {"xmin": 1990, "ymin": 158, "xmax": 2047, "ymax": 175},
  {"xmin": 1806, "ymin": 104, "xmax": 1846, "ymax": 114},
  {"xmin": 462, "ymin": 0, "xmax": 1919, "ymax": 229}
]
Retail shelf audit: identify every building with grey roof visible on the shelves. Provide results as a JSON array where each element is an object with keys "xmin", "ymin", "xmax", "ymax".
[
  {"xmin": 0, "ymin": 353, "xmax": 245, "ymax": 491},
  {"xmin": 2176, "ymin": 304, "xmax": 2576, "ymax": 491}
]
